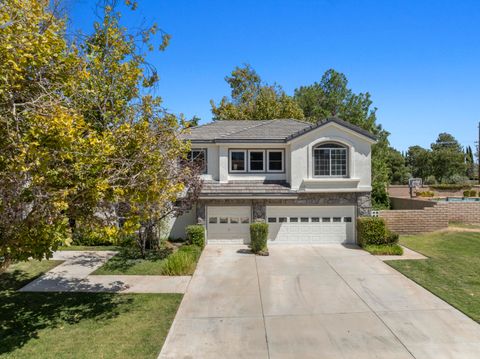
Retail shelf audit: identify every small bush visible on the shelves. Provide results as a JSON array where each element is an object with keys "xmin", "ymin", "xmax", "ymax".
[
  {"xmin": 363, "ymin": 244, "xmax": 403, "ymax": 256},
  {"xmin": 186, "ymin": 225, "xmax": 205, "ymax": 248},
  {"xmin": 72, "ymin": 225, "xmax": 120, "ymax": 246},
  {"xmin": 250, "ymin": 222, "xmax": 268, "ymax": 254},
  {"xmin": 415, "ymin": 190, "xmax": 435, "ymax": 197},
  {"xmin": 463, "ymin": 190, "xmax": 477, "ymax": 197},
  {"xmin": 357, "ymin": 217, "xmax": 387, "ymax": 246},
  {"xmin": 385, "ymin": 230, "xmax": 399, "ymax": 244},
  {"xmin": 161, "ymin": 245, "xmax": 202, "ymax": 275}
]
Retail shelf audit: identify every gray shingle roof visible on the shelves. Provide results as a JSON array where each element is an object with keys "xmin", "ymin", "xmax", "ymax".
[
  {"xmin": 183, "ymin": 118, "xmax": 376, "ymax": 143},
  {"xmin": 200, "ymin": 180, "xmax": 297, "ymax": 197}
]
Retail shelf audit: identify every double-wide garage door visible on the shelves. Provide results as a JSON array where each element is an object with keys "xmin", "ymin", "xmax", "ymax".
[
  {"xmin": 207, "ymin": 205, "xmax": 355, "ymax": 244},
  {"xmin": 267, "ymin": 206, "xmax": 355, "ymax": 244}
]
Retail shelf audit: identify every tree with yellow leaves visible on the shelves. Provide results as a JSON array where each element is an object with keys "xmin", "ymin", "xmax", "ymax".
[{"xmin": 0, "ymin": 0, "xmax": 201, "ymax": 267}]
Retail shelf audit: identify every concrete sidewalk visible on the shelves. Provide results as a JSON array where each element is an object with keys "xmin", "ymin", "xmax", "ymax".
[
  {"xmin": 159, "ymin": 244, "xmax": 480, "ymax": 359},
  {"xmin": 19, "ymin": 251, "xmax": 190, "ymax": 294}
]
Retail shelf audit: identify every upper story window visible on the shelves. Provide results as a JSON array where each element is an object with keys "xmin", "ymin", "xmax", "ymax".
[
  {"xmin": 229, "ymin": 149, "xmax": 284, "ymax": 173},
  {"xmin": 187, "ymin": 148, "xmax": 207, "ymax": 174},
  {"xmin": 267, "ymin": 150, "xmax": 284, "ymax": 172},
  {"xmin": 230, "ymin": 150, "xmax": 246, "ymax": 172},
  {"xmin": 313, "ymin": 143, "xmax": 347, "ymax": 177},
  {"xmin": 249, "ymin": 150, "xmax": 265, "ymax": 172}
]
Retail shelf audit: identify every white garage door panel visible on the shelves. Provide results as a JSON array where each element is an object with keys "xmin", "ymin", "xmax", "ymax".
[
  {"xmin": 207, "ymin": 206, "xmax": 251, "ymax": 243},
  {"xmin": 267, "ymin": 206, "xmax": 355, "ymax": 244}
]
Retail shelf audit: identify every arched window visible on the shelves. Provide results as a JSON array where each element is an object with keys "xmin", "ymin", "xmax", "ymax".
[{"xmin": 313, "ymin": 143, "xmax": 348, "ymax": 177}]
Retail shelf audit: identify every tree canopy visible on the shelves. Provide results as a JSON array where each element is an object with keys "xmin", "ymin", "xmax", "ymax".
[
  {"xmin": 294, "ymin": 69, "xmax": 378, "ymax": 132},
  {"xmin": 210, "ymin": 64, "xmax": 304, "ymax": 120},
  {"xmin": 0, "ymin": 0, "xmax": 201, "ymax": 267},
  {"xmin": 405, "ymin": 133, "xmax": 469, "ymax": 184},
  {"xmin": 293, "ymin": 69, "xmax": 390, "ymax": 207}
]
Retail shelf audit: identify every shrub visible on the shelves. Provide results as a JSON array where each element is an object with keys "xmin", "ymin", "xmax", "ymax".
[
  {"xmin": 250, "ymin": 222, "xmax": 268, "ymax": 254},
  {"xmin": 186, "ymin": 225, "xmax": 205, "ymax": 248},
  {"xmin": 430, "ymin": 184, "xmax": 471, "ymax": 191},
  {"xmin": 443, "ymin": 174, "xmax": 470, "ymax": 184},
  {"xmin": 72, "ymin": 225, "xmax": 120, "ymax": 246},
  {"xmin": 385, "ymin": 230, "xmax": 399, "ymax": 244},
  {"xmin": 362, "ymin": 243, "xmax": 403, "ymax": 255},
  {"xmin": 357, "ymin": 217, "xmax": 387, "ymax": 246},
  {"xmin": 415, "ymin": 190, "xmax": 434, "ymax": 197},
  {"xmin": 463, "ymin": 190, "xmax": 477, "ymax": 197},
  {"xmin": 161, "ymin": 245, "xmax": 202, "ymax": 275}
]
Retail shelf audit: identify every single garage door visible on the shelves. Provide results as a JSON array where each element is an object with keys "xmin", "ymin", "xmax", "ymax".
[
  {"xmin": 207, "ymin": 206, "xmax": 251, "ymax": 243},
  {"xmin": 266, "ymin": 206, "xmax": 355, "ymax": 244}
]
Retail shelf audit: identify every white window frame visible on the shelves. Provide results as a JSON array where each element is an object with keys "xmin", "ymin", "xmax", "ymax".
[
  {"xmin": 267, "ymin": 150, "xmax": 284, "ymax": 173},
  {"xmin": 229, "ymin": 150, "xmax": 247, "ymax": 173},
  {"xmin": 188, "ymin": 148, "xmax": 208, "ymax": 174},
  {"xmin": 313, "ymin": 143, "xmax": 348, "ymax": 178},
  {"xmin": 248, "ymin": 150, "xmax": 265, "ymax": 172}
]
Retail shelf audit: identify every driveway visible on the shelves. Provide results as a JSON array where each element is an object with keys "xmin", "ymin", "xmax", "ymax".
[{"xmin": 159, "ymin": 244, "xmax": 480, "ymax": 359}]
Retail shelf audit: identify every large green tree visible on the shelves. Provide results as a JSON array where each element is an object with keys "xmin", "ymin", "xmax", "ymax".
[
  {"xmin": 406, "ymin": 145, "xmax": 432, "ymax": 180},
  {"xmin": 386, "ymin": 148, "xmax": 409, "ymax": 185},
  {"xmin": 430, "ymin": 133, "xmax": 466, "ymax": 183},
  {"xmin": 210, "ymin": 64, "xmax": 304, "ymax": 120},
  {"xmin": 294, "ymin": 69, "xmax": 390, "ymax": 208}
]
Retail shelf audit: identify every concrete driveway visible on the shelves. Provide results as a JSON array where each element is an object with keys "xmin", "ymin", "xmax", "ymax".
[{"xmin": 159, "ymin": 244, "xmax": 480, "ymax": 359}]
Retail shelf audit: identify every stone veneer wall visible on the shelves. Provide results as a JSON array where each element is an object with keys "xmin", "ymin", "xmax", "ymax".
[{"xmin": 196, "ymin": 192, "xmax": 372, "ymax": 223}]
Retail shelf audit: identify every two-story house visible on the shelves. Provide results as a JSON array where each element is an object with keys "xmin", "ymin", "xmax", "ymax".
[{"xmin": 169, "ymin": 117, "xmax": 376, "ymax": 244}]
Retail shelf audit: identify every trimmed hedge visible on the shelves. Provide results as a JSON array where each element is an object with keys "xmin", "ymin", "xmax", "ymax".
[
  {"xmin": 186, "ymin": 225, "xmax": 205, "ymax": 249},
  {"xmin": 415, "ymin": 190, "xmax": 434, "ymax": 197},
  {"xmin": 430, "ymin": 184, "xmax": 471, "ymax": 191},
  {"xmin": 250, "ymin": 222, "xmax": 268, "ymax": 254},
  {"xmin": 357, "ymin": 217, "xmax": 399, "ymax": 246}
]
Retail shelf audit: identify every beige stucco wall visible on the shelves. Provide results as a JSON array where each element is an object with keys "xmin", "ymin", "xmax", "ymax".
[{"xmin": 289, "ymin": 123, "xmax": 373, "ymax": 191}]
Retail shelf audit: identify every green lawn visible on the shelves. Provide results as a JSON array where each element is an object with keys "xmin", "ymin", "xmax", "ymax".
[
  {"xmin": 0, "ymin": 260, "xmax": 182, "ymax": 359},
  {"xmin": 362, "ymin": 243, "xmax": 403, "ymax": 255},
  {"xmin": 386, "ymin": 231, "xmax": 480, "ymax": 322},
  {"xmin": 93, "ymin": 245, "xmax": 202, "ymax": 275},
  {"xmin": 448, "ymin": 221, "xmax": 480, "ymax": 230}
]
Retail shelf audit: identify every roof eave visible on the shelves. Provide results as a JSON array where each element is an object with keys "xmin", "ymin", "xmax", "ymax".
[{"xmin": 187, "ymin": 138, "xmax": 286, "ymax": 144}]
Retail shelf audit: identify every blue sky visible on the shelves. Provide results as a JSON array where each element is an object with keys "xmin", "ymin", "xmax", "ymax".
[{"xmin": 68, "ymin": 0, "xmax": 480, "ymax": 152}]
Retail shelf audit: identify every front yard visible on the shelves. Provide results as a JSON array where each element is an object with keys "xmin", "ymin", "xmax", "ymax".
[
  {"xmin": 0, "ymin": 260, "xmax": 181, "ymax": 358},
  {"xmin": 93, "ymin": 244, "xmax": 202, "ymax": 275},
  {"xmin": 387, "ymin": 230, "xmax": 480, "ymax": 322}
]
